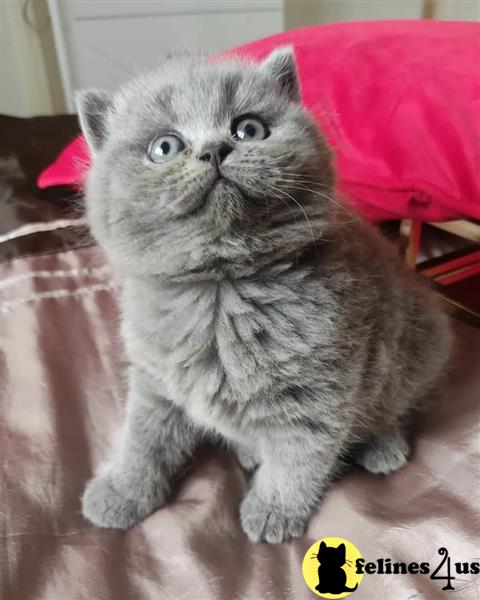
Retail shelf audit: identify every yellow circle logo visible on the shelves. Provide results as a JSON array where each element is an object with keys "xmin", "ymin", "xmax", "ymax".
[{"xmin": 302, "ymin": 537, "xmax": 364, "ymax": 598}]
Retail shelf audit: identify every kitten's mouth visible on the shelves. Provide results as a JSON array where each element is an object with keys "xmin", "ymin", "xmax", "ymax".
[
  {"xmin": 210, "ymin": 171, "xmax": 240, "ymax": 194},
  {"xmin": 212, "ymin": 173, "xmax": 231, "ymax": 187},
  {"xmin": 185, "ymin": 170, "xmax": 245, "ymax": 219},
  {"xmin": 213, "ymin": 176, "xmax": 226, "ymax": 187}
]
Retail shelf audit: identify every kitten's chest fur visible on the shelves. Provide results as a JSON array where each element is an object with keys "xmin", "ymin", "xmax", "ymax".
[{"xmin": 122, "ymin": 271, "xmax": 328, "ymax": 435}]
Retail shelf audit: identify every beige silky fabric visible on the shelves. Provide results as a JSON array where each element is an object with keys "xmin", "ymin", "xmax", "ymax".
[{"xmin": 1, "ymin": 243, "xmax": 479, "ymax": 600}]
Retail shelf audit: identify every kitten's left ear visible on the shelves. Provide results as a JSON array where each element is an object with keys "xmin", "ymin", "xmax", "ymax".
[
  {"xmin": 260, "ymin": 46, "xmax": 300, "ymax": 102},
  {"xmin": 76, "ymin": 90, "xmax": 113, "ymax": 154}
]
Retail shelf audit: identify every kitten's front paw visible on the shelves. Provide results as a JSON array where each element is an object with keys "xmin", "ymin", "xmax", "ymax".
[
  {"xmin": 235, "ymin": 446, "xmax": 260, "ymax": 472},
  {"xmin": 357, "ymin": 431, "xmax": 409, "ymax": 475},
  {"xmin": 82, "ymin": 473, "xmax": 164, "ymax": 529},
  {"xmin": 240, "ymin": 490, "xmax": 307, "ymax": 544}
]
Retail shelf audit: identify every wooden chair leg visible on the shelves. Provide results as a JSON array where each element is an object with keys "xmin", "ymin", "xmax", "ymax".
[{"xmin": 400, "ymin": 219, "xmax": 423, "ymax": 268}]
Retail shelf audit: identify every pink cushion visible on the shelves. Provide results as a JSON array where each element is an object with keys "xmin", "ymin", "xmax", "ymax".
[
  {"xmin": 37, "ymin": 134, "xmax": 89, "ymax": 190},
  {"xmin": 38, "ymin": 20, "xmax": 480, "ymax": 222}
]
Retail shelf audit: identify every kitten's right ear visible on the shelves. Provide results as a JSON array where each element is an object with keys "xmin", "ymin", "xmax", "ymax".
[
  {"xmin": 320, "ymin": 541, "xmax": 327, "ymax": 550},
  {"xmin": 75, "ymin": 90, "xmax": 113, "ymax": 154}
]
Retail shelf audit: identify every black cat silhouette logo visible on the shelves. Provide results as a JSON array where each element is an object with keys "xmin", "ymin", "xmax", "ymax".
[{"xmin": 302, "ymin": 537, "xmax": 363, "ymax": 598}]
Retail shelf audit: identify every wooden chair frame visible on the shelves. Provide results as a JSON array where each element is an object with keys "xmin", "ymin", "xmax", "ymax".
[{"xmin": 400, "ymin": 219, "xmax": 480, "ymax": 327}]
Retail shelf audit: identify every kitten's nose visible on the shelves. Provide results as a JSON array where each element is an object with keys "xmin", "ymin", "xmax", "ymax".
[{"xmin": 198, "ymin": 142, "xmax": 233, "ymax": 166}]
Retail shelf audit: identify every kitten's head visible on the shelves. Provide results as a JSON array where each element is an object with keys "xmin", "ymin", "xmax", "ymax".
[
  {"xmin": 77, "ymin": 48, "xmax": 335, "ymax": 278},
  {"xmin": 317, "ymin": 541, "xmax": 346, "ymax": 567}
]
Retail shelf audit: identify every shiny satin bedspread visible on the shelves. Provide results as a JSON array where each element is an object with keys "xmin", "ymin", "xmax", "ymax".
[{"xmin": 1, "ymin": 241, "xmax": 479, "ymax": 600}]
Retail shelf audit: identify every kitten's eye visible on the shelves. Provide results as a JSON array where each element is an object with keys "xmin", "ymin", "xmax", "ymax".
[
  {"xmin": 232, "ymin": 115, "xmax": 269, "ymax": 141},
  {"xmin": 147, "ymin": 134, "xmax": 185, "ymax": 163}
]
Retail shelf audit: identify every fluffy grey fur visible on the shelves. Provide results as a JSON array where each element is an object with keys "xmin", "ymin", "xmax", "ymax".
[{"xmin": 77, "ymin": 48, "xmax": 452, "ymax": 543}]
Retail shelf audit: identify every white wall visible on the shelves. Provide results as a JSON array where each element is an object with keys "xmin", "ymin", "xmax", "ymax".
[
  {"xmin": 0, "ymin": 0, "xmax": 65, "ymax": 117},
  {"xmin": 2, "ymin": 0, "xmax": 478, "ymax": 117},
  {"xmin": 285, "ymin": 0, "xmax": 424, "ymax": 29},
  {"xmin": 432, "ymin": 0, "xmax": 480, "ymax": 20},
  {"xmin": 285, "ymin": 0, "xmax": 479, "ymax": 28},
  {"xmin": 48, "ymin": 0, "xmax": 284, "ymax": 111}
]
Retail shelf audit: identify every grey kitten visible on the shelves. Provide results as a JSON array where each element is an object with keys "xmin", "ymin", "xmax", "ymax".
[{"xmin": 77, "ymin": 48, "xmax": 452, "ymax": 543}]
